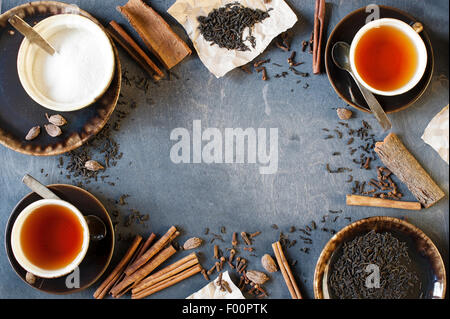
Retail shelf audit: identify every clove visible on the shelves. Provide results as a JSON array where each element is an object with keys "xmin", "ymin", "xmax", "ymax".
[
  {"xmin": 232, "ymin": 232, "xmax": 238, "ymax": 246},
  {"xmin": 241, "ymin": 232, "xmax": 251, "ymax": 245}
]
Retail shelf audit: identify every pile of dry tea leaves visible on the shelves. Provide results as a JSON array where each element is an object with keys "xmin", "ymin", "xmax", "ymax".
[
  {"xmin": 328, "ymin": 230, "xmax": 421, "ymax": 299},
  {"xmin": 198, "ymin": 2, "xmax": 271, "ymax": 51}
]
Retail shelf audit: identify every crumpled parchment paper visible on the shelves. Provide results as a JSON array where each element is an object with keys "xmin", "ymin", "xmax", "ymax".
[
  {"xmin": 168, "ymin": 0, "xmax": 298, "ymax": 78},
  {"xmin": 422, "ymin": 105, "xmax": 449, "ymax": 164},
  {"xmin": 186, "ymin": 271, "xmax": 245, "ymax": 299}
]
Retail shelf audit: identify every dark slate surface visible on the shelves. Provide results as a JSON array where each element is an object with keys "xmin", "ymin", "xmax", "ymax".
[{"xmin": 0, "ymin": 0, "xmax": 448, "ymax": 299}]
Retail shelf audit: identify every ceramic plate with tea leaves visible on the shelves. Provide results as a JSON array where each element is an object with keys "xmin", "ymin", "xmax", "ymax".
[
  {"xmin": 314, "ymin": 216, "xmax": 446, "ymax": 299},
  {"xmin": 0, "ymin": 1, "xmax": 121, "ymax": 156},
  {"xmin": 5, "ymin": 184, "xmax": 114, "ymax": 294},
  {"xmin": 325, "ymin": 5, "xmax": 434, "ymax": 113}
]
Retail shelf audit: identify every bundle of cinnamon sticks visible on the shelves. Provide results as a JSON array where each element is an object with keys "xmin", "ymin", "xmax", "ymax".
[
  {"xmin": 94, "ymin": 226, "xmax": 202, "ymax": 299},
  {"xmin": 106, "ymin": 0, "xmax": 192, "ymax": 81},
  {"xmin": 131, "ymin": 253, "xmax": 202, "ymax": 299},
  {"xmin": 272, "ymin": 241, "xmax": 302, "ymax": 299}
]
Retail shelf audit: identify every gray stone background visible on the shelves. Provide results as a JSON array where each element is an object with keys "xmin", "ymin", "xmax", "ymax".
[{"xmin": 0, "ymin": 0, "xmax": 448, "ymax": 299}]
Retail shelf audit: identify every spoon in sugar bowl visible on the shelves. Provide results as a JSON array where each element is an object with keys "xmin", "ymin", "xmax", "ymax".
[
  {"xmin": 332, "ymin": 41, "xmax": 392, "ymax": 131},
  {"xmin": 8, "ymin": 14, "xmax": 57, "ymax": 55}
]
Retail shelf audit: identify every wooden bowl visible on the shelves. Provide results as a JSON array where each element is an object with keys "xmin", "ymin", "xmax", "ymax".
[
  {"xmin": 314, "ymin": 216, "xmax": 446, "ymax": 299},
  {"xmin": 0, "ymin": 1, "xmax": 121, "ymax": 156}
]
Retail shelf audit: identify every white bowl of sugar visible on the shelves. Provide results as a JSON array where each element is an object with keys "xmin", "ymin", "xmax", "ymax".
[{"xmin": 17, "ymin": 14, "xmax": 115, "ymax": 112}]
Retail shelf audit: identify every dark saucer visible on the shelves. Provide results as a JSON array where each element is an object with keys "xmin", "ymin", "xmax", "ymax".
[
  {"xmin": 0, "ymin": 1, "xmax": 122, "ymax": 156},
  {"xmin": 5, "ymin": 184, "xmax": 114, "ymax": 295},
  {"xmin": 325, "ymin": 5, "xmax": 434, "ymax": 113}
]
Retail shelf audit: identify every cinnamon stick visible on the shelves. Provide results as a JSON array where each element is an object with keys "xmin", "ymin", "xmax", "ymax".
[
  {"xmin": 110, "ymin": 244, "xmax": 177, "ymax": 297},
  {"xmin": 132, "ymin": 253, "xmax": 198, "ymax": 294},
  {"xmin": 132, "ymin": 264, "xmax": 202, "ymax": 299},
  {"xmin": 374, "ymin": 133, "xmax": 445, "ymax": 208},
  {"xmin": 272, "ymin": 241, "xmax": 302, "ymax": 299},
  {"xmin": 106, "ymin": 21, "xmax": 164, "ymax": 81},
  {"xmin": 93, "ymin": 235, "xmax": 142, "ymax": 299},
  {"xmin": 117, "ymin": 0, "xmax": 191, "ymax": 69},
  {"xmin": 346, "ymin": 194, "xmax": 422, "ymax": 210},
  {"xmin": 124, "ymin": 226, "xmax": 177, "ymax": 276},
  {"xmin": 109, "ymin": 232, "xmax": 156, "ymax": 297},
  {"xmin": 135, "ymin": 232, "xmax": 157, "ymax": 260},
  {"xmin": 312, "ymin": 0, "xmax": 325, "ymax": 74}
]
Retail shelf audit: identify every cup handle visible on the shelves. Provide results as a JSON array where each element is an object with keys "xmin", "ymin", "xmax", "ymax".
[
  {"xmin": 85, "ymin": 215, "xmax": 107, "ymax": 241},
  {"xmin": 411, "ymin": 22, "xmax": 423, "ymax": 33}
]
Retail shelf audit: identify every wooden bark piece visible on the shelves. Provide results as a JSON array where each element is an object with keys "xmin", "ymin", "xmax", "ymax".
[
  {"xmin": 374, "ymin": 133, "xmax": 445, "ymax": 208},
  {"xmin": 117, "ymin": 0, "xmax": 191, "ymax": 69}
]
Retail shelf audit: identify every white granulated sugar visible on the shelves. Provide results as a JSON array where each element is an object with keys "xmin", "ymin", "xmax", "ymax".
[{"xmin": 32, "ymin": 27, "xmax": 111, "ymax": 107}]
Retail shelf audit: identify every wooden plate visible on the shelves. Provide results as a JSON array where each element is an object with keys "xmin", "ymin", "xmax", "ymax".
[
  {"xmin": 325, "ymin": 5, "xmax": 434, "ymax": 113},
  {"xmin": 4, "ymin": 184, "xmax": 115, "ymax": 295},
  {"xmin": 314, "ymin": 216, "xmax": 446, "ymax": 299},
  {"xmin": 0, "ymin": 1, "xmax": 122, "ymax": 156}
]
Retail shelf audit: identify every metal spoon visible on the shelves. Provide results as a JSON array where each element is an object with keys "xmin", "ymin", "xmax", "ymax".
[
  {"xmin": 8, "ymin": 14, "xmax": 57, "ymax": 55},
  {"xmin": 22, "ymin": 174, "xmax": 106, "ymax": 241},
  {"xmin": 332, "ymin": 41, "xmax": 392, "ymax": 131}
]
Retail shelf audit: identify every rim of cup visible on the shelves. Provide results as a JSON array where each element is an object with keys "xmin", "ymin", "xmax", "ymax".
[
  {"xmin": 11, "ymin": 199, "xmax": 90, "ymax": 279},
  {"xmin": 349, "ymin": 18, "xmax": 428, "ymax": 96}
]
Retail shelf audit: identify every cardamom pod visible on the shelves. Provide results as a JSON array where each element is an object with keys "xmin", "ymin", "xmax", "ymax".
[
  {"xmin": 183, "ymin": 237, "xmax": 203, "ymax": 250},
  {"xmin": 25, "ymin": 272, "xmax": 37, "ymax": 285},
  {"xmin": 336, "ymin": 108, "xmax": 352, "ymax": 120},
  {"xmin": 46, "ymin": 113, "xmax": 67, "ymax": 126},
  {"xmin": 44, "ymin": 124, "xmax": 62, "ymax": 137},
  {"xmin": 245, "ymin": 270, "xmax": 269, "ymax": 285},
  {"xmin": 84, "ymin": 160, "xmax": 104, "ymax": 171},
  {"xmin": 25, "ymin": 126, "xmax": 40, "ymax": 140},
  {"xmin": 261, "ymin": 254, "xmax": 278, "ymax": 273}
]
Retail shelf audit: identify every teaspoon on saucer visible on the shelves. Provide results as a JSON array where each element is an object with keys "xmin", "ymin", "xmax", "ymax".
[{"xmin": 332, "ymin": 41, "xmax": 392, "ymax": 131}]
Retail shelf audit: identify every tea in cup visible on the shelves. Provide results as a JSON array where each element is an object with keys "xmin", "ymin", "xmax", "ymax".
[
  {"xmin": 11, "ymin": 199, "xmax": 90, "ymax": 278},
  {"xmin": 349, "ymin": 18, "xmax": 427, "ymax": 96}
]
